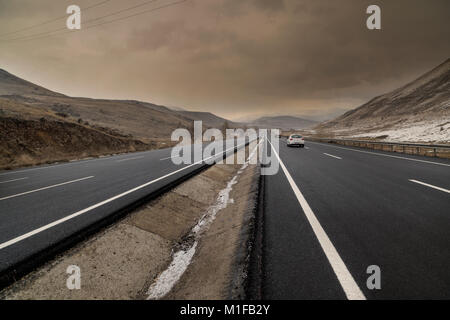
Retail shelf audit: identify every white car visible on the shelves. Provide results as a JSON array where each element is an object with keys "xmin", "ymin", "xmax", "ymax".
[{"xmin": 287, "ymin": 134, "xmax": 305, "ymax": 147}]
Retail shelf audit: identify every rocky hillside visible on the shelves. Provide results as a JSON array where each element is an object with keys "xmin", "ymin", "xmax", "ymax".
[
  {"xmin": 0, "ymin": 69, "xmax": 236, "ymax": 169},
  {"xmin": 315, "ymin": 59, "xmax": 450, "ymax": 143},
  {"xmin": 0, "ymin": 69, "xmax": 64, "ymax": 97},
  {"xmin": 0, "ymin": 69, "xmax": 234, "ymax": 142},
  {"xmin": 0, "ymin": 116, "xmax": 151, "ymax": 170},
  {"xmin": 179, "ymin": 111, "xmax": 236, "ymax": 128}
]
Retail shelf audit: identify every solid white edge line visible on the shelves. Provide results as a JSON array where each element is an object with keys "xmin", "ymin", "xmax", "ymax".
[
  {"xmin": 268, "ymin": 138, "xmax": 366, "ymax": 300},
  {"xmin": 308, "ymin": 141, "xmax": 450, "ymax": 167},
  {"xmin": 0, "ymin": 176, "xmax": 94, "ymax": 201},
  {"xmin": 0, "ymin": 140, "xmax": 253, "ymax": 250},
  {"xmin": 0, "ymin": 177, "xmax": 28, "ymax": 184},
  {"xmin": 323, "ymin": 153, "xmax": 342, "ymax": 160},
  {"xmin": 409, "ymin": 179, "xmax": 450, "ymax": 194}
]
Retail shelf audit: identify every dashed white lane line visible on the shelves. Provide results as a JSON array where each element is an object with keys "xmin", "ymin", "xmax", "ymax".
[
  {"xmin": 267, "ymin": 138, "xmax": 366, "ymax": 300},
  {"xmin": 409, "ymin": 179, "xmax": 450, "ymax": 194},
  {"xmin": 308, "ymin": 141, "xmax": 450, "ymax": 167},
  {"xmin": 160, "ymin": 155, "xmax": 181, "ymax": 161},
  {"xmin": 0, "ymin": 177, "xmax": 28, "ymax": 184},
  {"xmin": 0, "ymin": 176, "xmax": 94, "ymax": 201},
  {"xmin": 0, "ymin": 140, "xmax": 252, "ymax": 251},
  {"xmin": 0, "ymin": 152, "xmax": 152, "ymax": 177},
  {"xmin": 323, "ymin": 153, "xmax": 342, "ymax": 160},
  {"xmin": 116, "ymin": 156, "xmax": 145, "ymax": 162},
  {"xmin": 0, "ymin": 157, "xmax": 109, "ymax": 177}
]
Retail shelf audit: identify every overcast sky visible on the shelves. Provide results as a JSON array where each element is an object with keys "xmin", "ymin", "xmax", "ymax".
[{"xmin": 0, "ymin": 0, "xmax": 449, "ymax": 121}]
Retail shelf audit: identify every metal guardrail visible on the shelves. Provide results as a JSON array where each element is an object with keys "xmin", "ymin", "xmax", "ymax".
[
  {"xmin": 302, "ymin": 137, "xmax": 450, "ymax": 159},
  {"xmin": 306, "ymin": 138, "xmax": 450, "ymax": 149}
]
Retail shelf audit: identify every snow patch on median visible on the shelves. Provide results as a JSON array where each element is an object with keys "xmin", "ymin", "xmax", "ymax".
[
  {"xmin": 146, "ymin": 242, "xmax": 197, "ymax": 300},
  {"xmin": 146, "ymin": 177, "xmax": 236, "ymax": 300},
  {"xmin": 192, "ymin": 176, "xmax": 237, "ymax": 237},
  {"xmin": 146, "ymin": 141, "xmax": 261, "ymax": 300}
]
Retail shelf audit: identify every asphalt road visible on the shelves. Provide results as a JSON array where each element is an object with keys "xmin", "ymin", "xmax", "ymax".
[
  {"xmin": 0, "ymin": 139, "xmax": 250, "ymax": 278},
  {"xmin": 262, "ymin": 139, "xmax": 450, "ymax": 299},
  {"xmin": 2, "ymin": 136, "xmax": 449, "ymax": 299}
]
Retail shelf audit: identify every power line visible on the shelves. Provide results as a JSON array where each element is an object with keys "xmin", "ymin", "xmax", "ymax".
[
  {"xmin": 77, "ymin": 0, "xmax": 161, "ymax": 26},
  {"xmin": 0, "ymin": 0, "xmax": 112, "ymax": 39},
  {"xmin": 3, "ymin": 0, "xmax": 187, "ymax": 43},
  {"xmin": 3, "ymin": 0, "xmax": 160, "ymax": 42},
  {"xmin": 85, "ymin": 0, "xmax": 187, "ymax": 29}
]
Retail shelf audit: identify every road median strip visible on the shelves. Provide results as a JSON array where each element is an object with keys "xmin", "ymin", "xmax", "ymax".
[{"xmin": 1, "ymin": 143, "xmax": 261, "ymax": 300}]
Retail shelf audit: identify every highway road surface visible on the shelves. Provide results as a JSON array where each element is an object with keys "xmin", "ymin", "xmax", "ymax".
[
  {"xmin": 262, "ymin": 138, "xmax": 450, "ymax": 299},
  {"xmin": 0, "ymin": 139, "xmax": 250, "ymax": 285},
  {"xmin": 1, "ymin": 135, "xmax": 449, "ymax": 299}
]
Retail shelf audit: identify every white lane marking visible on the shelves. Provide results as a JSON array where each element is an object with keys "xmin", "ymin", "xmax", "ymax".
[
  {"xmin": 268, "ymin": 138, "xmax": 366, "ymax": 300},
  {"xmin": 305, "ymin": 146, "xmax": 310, "ymax": 149},
  {"xmin": 0, "ymin": 140, "xmax": 252, "ymax": 250},
  {"xmin": 116, "ymin": 156, "xmax": 145, "ymax": 162},
  {"xmin": 0, "ymin": 177, "xmax": 28, "ymax": 184},
  {"xmin": 0, "ymin": 176, "xmax": 94, "ymax": 201},
  {"xmin": 0, "ymin": 151, "xmax": 153, "ymax": 177},
  {"xmin": 160, "ymin": 155, "xmax": 181, "ymax": 161},
  {"xmin": 308, "ymin": 141, "xmax": 450, "ymax": 167},
  {"xmin": 409, "ymin": 179, "xmax": 450, "ymax": 194},
  {"xmin": 323, "ymin": 153, "xmax": 342, "ymax": 160},
  {"xmin": 0, "ymin": 158, "xmax": 107, "ymax": 176}
]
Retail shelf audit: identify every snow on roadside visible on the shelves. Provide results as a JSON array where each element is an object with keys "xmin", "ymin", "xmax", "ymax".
[
  {"xmin": 349, "ymin": 120, "xmax": 450, "ymax": 143},
  {"xmin": 146, "ymin": 140, "xmax": 262, "ymax": 300}
]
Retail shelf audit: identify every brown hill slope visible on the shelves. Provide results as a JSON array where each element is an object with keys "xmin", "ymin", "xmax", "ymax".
[
  {"xmin": 0, "ymin": 69, "xmax": 64, "ymax": 97},
  {"xmin": 0, "ymin": 69, "xmax": 234, "ymax": 169},
  {"xmin": 0, "ymin": 69, "xmax": 233, "ymax": 142},
  {"xmin": 0, "ymin": 116, "xmax": 150, "ymax": 170},
  {"xmin": 252, "ymin": 115, "xmax": 318, "ymax": 130},
  {"xmin": 179, "ymin": 111, "xmax": 234, "ymax": 128}
]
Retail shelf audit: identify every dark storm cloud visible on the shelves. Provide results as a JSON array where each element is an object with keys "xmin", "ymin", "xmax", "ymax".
[{"xmin": 0, "ymin": 0, "xmax": 449, "ymax": 120}]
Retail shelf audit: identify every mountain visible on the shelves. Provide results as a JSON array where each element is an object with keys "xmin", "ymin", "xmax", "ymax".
[
  {"xmin": 316, "ymin": 58, "xmax": 450, "ymax": 143},
  {"xmin": 179, "ymin": 111, "xmax": 236, "ymax": 128},
  {"xmin": 0, "ymin": 69, "xmax": 235, "ymax": 141},
  {"xmin": 166, "ymin": 105, "xmax": 187, "ymax": 112},
  {"xmin": 0, "ymin": 69, "xmax": 234, "ymax": 169},
  {"xmin": 251, "ymin": 115, "xmax": 318, "ymax": 130},
  {"xmin": 0, "ymin": 69, "xmax": 64, "ymax": 97}
]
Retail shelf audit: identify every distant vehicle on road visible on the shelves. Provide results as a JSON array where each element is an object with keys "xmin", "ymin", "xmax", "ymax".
[{"xmin": 287, "ymin": 134, "xmax": 305, "ymax": 147}]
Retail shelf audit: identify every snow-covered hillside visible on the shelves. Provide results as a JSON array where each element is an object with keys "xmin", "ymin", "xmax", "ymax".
[{"xmin": 350, "ymin": 119, "xmax": 450, "ymax": 143}]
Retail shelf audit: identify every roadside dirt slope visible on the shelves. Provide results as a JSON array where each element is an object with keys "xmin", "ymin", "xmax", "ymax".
[{"xmin": 0, "ymin": 116, "xmax": 150, "ymax": 170}]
